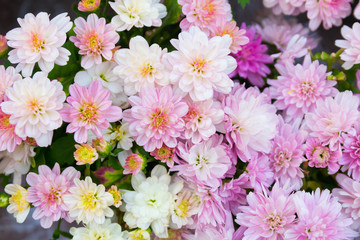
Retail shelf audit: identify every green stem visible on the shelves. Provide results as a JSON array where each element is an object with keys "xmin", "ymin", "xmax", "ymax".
[
  {"xmin": 85, "ymin": 164, "xmax": 91, "ymax": 177},
  {"xmin": 102, "ymin": 0, "xmax": 109, "ymax": 16},
  {"xmin": 52, "ymin": 219, "xmax": 62, "ymax": 240}
]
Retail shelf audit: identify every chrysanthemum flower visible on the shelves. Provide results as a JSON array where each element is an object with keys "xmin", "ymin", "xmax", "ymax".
[
  {"xmin": 0, "ymin": 35, "xmax": 8, "ymax": 57},
  {"xmin": 219, "ymin": 174, "xmax": 248, "ymax": 215},
  {"xmin": 6, "ymin": 12, "xmax": 72, "ymax": 77},
  {"xmin": 0, "ymin": 109, "xmax": 22, "ymax": 152},
  {"xmin": 284, "ymin": 189, "xmax": 358, "ymax": 240},
  {"xmin": 263, "ymin": 0, "xmax": 305, "ymax": 15},
  {"xmin": 113, "ymin": 36, "xmax": 169, "ymax": 96},
  {"xmin": 173, "ymin": 134, "xmax": 232, "ymax": 188},
  {"xmin": 123, "ymin": 86, "xmax": 188, "ymax": 152},
  {"xmin": 340, "ymin": 122, "xmax": 360, "ymax": 181},
  {"xmin": 236, "ymin": 182, "xmax": 296, "ymax": 240},
  {"xmin": 103, "ymin": 122, "xmax": 133, "ymax": 150},
  {"xmin": 275, "ymin": 34, "xmax": 308, "ymax": 67},
  {"xmin": 336, "ymin": 22, "xmax": 360, "ymax": 70},
  {"xmin": 61, "ymin": 80, "xmax": 123, "ymax": 144},
  {"xmin": 0, "ymin": 66, "xmax": 21, "ymax": 102},
  {"xmin": 74, "ymin": 143, "xmax": 98, "ymax": 165},
  {"xmin": 166, "ymin": 26, "xmax": 236, "ymax": 101},
  {"xmin": 70, "ymin": 219, "xmax": 127, "ymax": 240},
  {"xmin": 183, "ymin": 99, "xmax": 224, "ymax": 144},
  {"xmin": 269, "ymin": 54, "xmax": 338, "ymax": 124},
  {"xmin": 128, "ymin": 229, "xmax": 151, "ymax": 240},
  {"xmin": 74, "ymin": 61, "xmax": 128, "ymax": 108},
  {"xmin": 150, "ymin": 144, "xmax": 178, "ymax": 168},
  {"xmin": 109, "ymin": 0, "xmax": 167, "ymax": 31},
  {"xmin": 333, "ymin": 174, "xmax": 360, "ymax": 232},
  {"xmin": 92, "ymin": 138, "xmax": 112, "ymax": 155},
  {"xmin": 63, "ymin": 176, "xmax": 114, "ymax": 224},
  {"xmin": 269, "ymin": 117, "xmax": 305, "ymax": 190},
  {"xmin": 223, "ymin": 84, "xmax": 278, "ymax": 161},
  {"xmin": 229, "ymin": 24, "xmax": 273, "ymax": 87},
  {"xmin": 123, "ymin": 165, "xmax": 183, "ymax": 238},
  {"xmin": 305, "ymin": 91, "xmax": 360, "ymax": 151},
  {"xmin": 26, "ymin": 163, "xmax": 80, "ymax": 228},
  {"xmin": 107, "ymin": 185, "xmax": 122, "ymax": 208},
  {"xmin": 305, "ymin": 137, "xmax": 340, "ymax": 174},
  {"xmin": 305, "ymin": 0, "xmax": 352, "ymax": 31},
  {"xmin": 178, "ymin": 0, "xmax": 232, "ymax": 33},
  {"xmin": 4, "ymin": 184, "xmax": 30, "ymax": 223},
  {"xmin": 78, "ymin": 0, "xmax": 101, "ymax": 12},
  {"xmin": 1, "ymin": 72, "xmax": 66, "ymax": 147},
  {"xmin": 118, "ymin": 152, "xmax": 145, "ymax": 175},
  {"xmin": 70, "ymin": 14, "xmax": 119, "ymax": 69}
]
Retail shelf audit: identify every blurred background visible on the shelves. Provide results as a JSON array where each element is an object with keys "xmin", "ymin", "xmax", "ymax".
[{"xmin": 0, "ymin": 0, "xmax": 357, "ymax": 239}]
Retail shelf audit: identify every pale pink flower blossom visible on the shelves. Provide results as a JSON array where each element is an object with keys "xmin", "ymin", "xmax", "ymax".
[
  {"xmin": 305, "ymin": 91, "xmax": 360, "ymax": 151},
  {"xmin": 61, "ymin": 80, "xmax": 123, "ymax": 144},
  {"xmin": 123, "ymin": 86, "xmax": 188, "ymax": 152},
  {"xmin": 6, "ymin": 12, "xmax": 72, "ymax": 77},
  {"xmin": 70, "ymin": 14, "xmax": 119, "ymax": 69},
  {"xmin": 150, "ymin": 144, "xmax": 178, "ymax": 168},
  {"xmin": 274, "ymin": 34, "xmax": 308, "ymax": 67},
  {"xmin": 285, "ymin": 189, "xmax": 358, "ymax": 240},
  {"xmin": 305, "ymin": 0, "xmax": 352, "ymax": 31},
  {"xmin": 0, "ymin": 66, "xmax": 21, "ymax": 102},
  {"xmin": 0, "ymin": 109, "xmax": 22, "ymax": 152},
  {"xmin": 263, "ymin": 0, "xmax": 305, "ymax": 15},
  {"xmin": 26, "ymin": 163, "xmax": 80, "ymax": 228},
  {"xmin": 336, "ymin": 22, "xmax": 360, "ymax": 70}
]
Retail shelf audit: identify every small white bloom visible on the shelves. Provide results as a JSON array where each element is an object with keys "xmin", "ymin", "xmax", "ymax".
[
  {"xmin": 123, "ymin": 165, "xmax": 183, "ymax": 238},
  {"xmin": 166, "ymin": 26, "xmax": 236, "ymax": 101},
  {"xmin": 128, "ymin": 229, "xmax": 151, "ymax": 240},
  {"xmin": 63, "ymin": 176, "xmax": 114, "ymax": 225},
  {"xmin": 110, "ymin": 0, "xmax": 167, "ymax": 31},
  {"xmin": 70, "ymin": 219, "xmax": 128, "ymax": 240},
  {"xmin": 0, "ymin": 143, "xmax": 35, "ymax": 184},
  {"xmin": 74, "ymin": 61, "xmax": 129, "ymax": 108},
  {"xmin": 113, "ymin": 36, "xmax": 169, "ymax": 96},
  {"xmin": 6, "ymin": 12, "xmax": 72, "ymax": 77},
  {"xmin": 4, "ymin": 184, "xmax": 30, "ymax": 223},
  {"xmin": 103, "ymin": 122, "xmax": 133, "ymax": 150},
  {"xmin": 1, "ymin": 72, "xmax": 66, "ymax": 147}
]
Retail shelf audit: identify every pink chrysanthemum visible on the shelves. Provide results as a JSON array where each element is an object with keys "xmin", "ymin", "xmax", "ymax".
[
  {"xmin": 333, "ymin": 174, "xmax": 360, "ymax": 232},
  {"xmin": 336, "ymin": 22, "xmax": 360, "ymax": 70},
  {"xmin": 0, "ymin": 35, "xmax": 8, "ymax": 57},
  {"xmin": 0, "ymin": 66, "xmax": 21, "ymax": 102},
  {"xmin": 26, "ymin": 163, "xmax": 80, "ymax": 228},
  {"xmin": 305, "ymin": 137, "xmax": 340, "ymax": 174},
  {"xmin": 61, "ymin": 80, "xmax": 123, "ymax": 143},
  {"xmin": 0, "ymin": 109, "xmax": 22, "ymax": 152},
  {"xmin": 269, "ymin": 54, "xmax": 338, "ymax": 124},
  {"xmin": 150, "ymin": 144, "xmax": 178, "ymax": 168},
  {"xmin": 70, "ymin": 14, "xmax": 119, "ymax": 69},
  {"xmin": 285, "ymin": 188, "xmax": 358, "ymax": 240},
  {"xmin": 183, "ymin": 99, "xmax": 224, "ymax": 144},
  {"xmin": 269, "ymin": 117, "xmax": 305, "ymax": 190},
  {"xmin": 173, "ymin": 134, "xmax": 232, "ymax": 188},
  {"xmin": 236, "ymin": 182, "xmax": 296, "ymax": 240},
  {"xmin": 229, "ymin": 24, "xmax": 273, "ymax": 87},
  {"xmin": 178, "ymin": 0, "xmax": 232, "ymax": 33},
  {"xmin": 123, "ymin": 86, "xmax": 188, "ymax": 152},
  {"xmin": 78, "ymin": 0, "xmax": 101, "ymax": 12},
  {"xmin": 223, "ymin": 83, "xmax": 278, "ymax": 161},
  {"xmin": 339, "ymin": 122, "xmax": 360, "ymax": 181},
  {"xmin": 305, "ymin": 91, "xmax": 360, "ymax": 151},
  {"xmin": 123, "ymin": 154, "xmax": 145, "ymax": 175},
  {"xmin": 305, "ymin": 0, "xmax": 352, "ymax": 31},
  {"xmin": 263, "ymin": 0, "xmax": 305, "ymax": 15},
  {"xmin": 209, "ymin": 20, "xmax": 249, "ymax": 54}
]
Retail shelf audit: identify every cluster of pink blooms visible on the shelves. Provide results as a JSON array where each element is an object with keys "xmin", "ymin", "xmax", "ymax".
[{"xmin": 2, "ymin": 0, "xmax": 360, "ymax": 239}]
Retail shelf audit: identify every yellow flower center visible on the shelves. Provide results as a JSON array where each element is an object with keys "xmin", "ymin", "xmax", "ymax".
[
  {"xmin": 151, "ymin": 108, "xmax": 168, "ymax": 129},
  {"xmin": 74, "ymin": 144, "xmax": 98, "ymax": 164},
  {"xmin": 176, "ymin": 200, "xmax": 190, "ymax": 218},
  {"xmin": 191, "ymin": 58, "xmax": 207, "ymax": 74},
  {"xmin": 88, "ymin": 33, "xmax": 101, "ymax": 54},
  {"xmin": 9, "ymin": 190, "xmax": 28, "ymax": 212},
  {"xmin": 140, "ymin": 63, "xmax": 154, "ymax": 77},
  {"xmin": 31, "ymin": 32, "xmax": 45, "ymax": 52},
  {"xmin": 0, "ymin": 113, "xmax": 12, "ymax": 130},
  {"xmin": 81, "ymin": 192, "xmax": 98, "ymax": 210},
  {"xmin": 129, "ymin": 230, "xmax": 150, "ymax": 240},
  {"xmin": 28, "ymin": 99, "xmax": 44, "ymax": 115},
  {"xmin": 83, "ymin": 0, "xmax": 96, "ymax": 6},
  {"xmin": 80, "ymin": 102, "xmax": 98, "ymax": 122}
]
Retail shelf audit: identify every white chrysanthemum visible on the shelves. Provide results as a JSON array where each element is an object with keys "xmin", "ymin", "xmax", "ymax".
[
  {"xmin": 74, "ymin": 61, "xmax": 129, "ymax": 108},
  {"xmin": 70, "ymin": 219, "xmax": 128, "ymax": 240},
  {"xmin": 123, "ymin": 165, "xmax": 183, "ymax": 238},
  {"xmin": 113, "ymin": 36, "xmax": 169, "ymax": 96},
  {"xmin": 4, "ymin": 184, "xmax": 30, "ymax": 223},
  {"xmin": 166, "ymin": 26, "xmax": 236, "ymax": 101},
  {"xmin": 0, "ymin": 143, "xmax": 35, "ymax": 185},
  {"xmin": 109, "ymin": 0, "xmax": 167, "ymax": 31},
  {"xmin": 6, "ymin": 12, "xmax": 72, "ymax": 77},
  {"xmin": 103, "ymin": 122, "xmax": 133, "ymax": 150},
  {"xmin": 1, "ymin": 72, "xmax": 66, "ymax": 147},
  {"xmin": 63, "ymin": 176, "xmax": 114, "ymax": 225}
]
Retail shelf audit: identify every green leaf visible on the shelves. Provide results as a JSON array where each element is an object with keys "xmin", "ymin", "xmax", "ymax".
[
  {"xmin": 163, "ymin": 0, "xmax": 183, "ymax": 26},
  {"xmin": 45, "ymin": 134, "xmax": 76, "ymax": 167},
  {"xmin": 238, "ymin": 0, "xmax": 250, "ymax": 8}
]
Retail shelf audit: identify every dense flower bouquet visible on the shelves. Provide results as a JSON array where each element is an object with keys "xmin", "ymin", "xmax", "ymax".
[{"xmin": 1, "ymin": 0, "xmax": 360, "ymax": 239}]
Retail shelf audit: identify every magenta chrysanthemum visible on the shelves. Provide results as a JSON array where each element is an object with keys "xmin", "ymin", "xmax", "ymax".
[
  {"xmin": 123, "ymin": 86, "xmax": 188, "ymax": 152},
  {"xmin": 285, "ymin": 189, "xmax": 358, "ymax": 240},
  {"xmin": 26, "ymin": 163, "xmax": 80, "ymax": 228},
  {"xmin": 70, "ymin": 13, "xmax": 119, "ymax": 69},
  {"xmin": 269, "ymin": 54, "xmax": 338, "ymax": 124},
  {"xmin": 229, "ymin": 24, "xmax": 273, "ymax": 87},
  {"xmin": 61, "ymin": 80, "xmax": 123, "ymax": 143}
]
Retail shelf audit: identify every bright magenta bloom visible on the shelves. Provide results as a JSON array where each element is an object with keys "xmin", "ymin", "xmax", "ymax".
[
  {"xmin": 26, "ymin": 163, "xmax": 80, "ymax": 228},
  {"xmin": 123, "ymin": 86, "xmax": 188, "ymax": 152},
  {"xmin": 70, "ymin": 14, "xmax": 119, "ymax": 69},
  {"xmin": 61, "ymin": 80, "xmax": 123, "ymax": 143}
]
